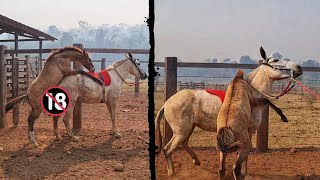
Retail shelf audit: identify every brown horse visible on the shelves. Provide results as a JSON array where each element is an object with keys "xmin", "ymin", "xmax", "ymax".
[
  {"xmin": 216, "ymin": 50, "xmax": 303, "ymax": 179},
  {"xmin": 155, "ymin": 47, "xmax": 303, "ymax": 177},
  {"xmin": 5, "ymin": 46, "xmax": 95, "ymax": 146}
]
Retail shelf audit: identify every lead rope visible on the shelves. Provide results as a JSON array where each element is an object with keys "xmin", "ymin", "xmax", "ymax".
[
  {"xmin": 291, "ymin": 78, "xmax": 320, "ymax": 100},
  {"xmin": 244, "ymin": 76, "xmax": 295, "ymax": 99}
]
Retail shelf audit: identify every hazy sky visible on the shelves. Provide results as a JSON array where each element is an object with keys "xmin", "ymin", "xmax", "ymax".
[
  {"xmin": 0, "ymin": 0, "xmax": 148, "ymax": 30},
  {"xmin": 155, "ymin": 0, "xmax": 320, "ymax": 62}
]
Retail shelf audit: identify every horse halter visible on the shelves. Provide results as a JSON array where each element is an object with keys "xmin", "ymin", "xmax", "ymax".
[
  {"xmin": 262, "ymin": 58, "xmax": 292, "ymax": 74},
  {"xmin": 110, "ymin": 58, "xmax": 145, "ymax": 86},
  {"xmin": 245, "ymin": 60, "xmax": 296, "ymax": 99}
]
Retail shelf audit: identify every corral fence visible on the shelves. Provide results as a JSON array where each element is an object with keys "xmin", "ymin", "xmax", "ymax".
[
  {"xmin": 155, "ymin": 57, "xmax": 320, "ymax": 152},
  {"xmin": 0, "ymin": 44, "xmax": 149, "ymax": 131}
]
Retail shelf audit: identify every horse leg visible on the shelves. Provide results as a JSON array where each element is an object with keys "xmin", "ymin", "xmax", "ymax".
[
  {"xmin": 182, "ymin": 125, "xmax": 200, "ymax": 165},
  {"xmin": 53, "ymin": 116, "xmax": 62, "ymax": 141},
  {"xmin": 106, "ymin": 100, "xmax": 121, "ymax": 138},
  {"xmin": 164, "ymin": 134, "xmax": 187, "ymax": 177},
  {"xmin": 219, "ymin": 151, "xmax": 227, "ymax": 180},
  {"xmin": 233, "ymin": 150, "xmax": 249, "ymax": 180},
  {"xmin": 62, "ymin": 102, "xmax": 79, "ymax": 141},
  {"xmin": 27, "ymin": 108, "xmax": 42, "ymax": 147}
]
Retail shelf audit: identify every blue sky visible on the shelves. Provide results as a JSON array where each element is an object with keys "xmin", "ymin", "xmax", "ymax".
[
  {"xmin": 0, "ymin": 0, "xmax": 148, "ymax": 30},
  {"xmin": 155, "ymin": 0, "xmax": 320, "ymax": 62}
]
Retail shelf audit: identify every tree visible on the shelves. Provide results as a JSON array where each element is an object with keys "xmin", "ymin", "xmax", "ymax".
[
  {"xmin": 59, "ymin": 32, "xmax": 74, "ymax": 47},
  {"xmin": 239, "ymin": 55, "xmax": 256, "ymax": 64},
  {"xmin": 271, "ymin": 52, "xmax": 283, "ymax": 59},
  {"xmin": 302, "ymin": 59, "xmax": 320, "ymax": 67},
  {"xmin": 223, "ymin": 58, "xmax": 231, "ymax": 63}
]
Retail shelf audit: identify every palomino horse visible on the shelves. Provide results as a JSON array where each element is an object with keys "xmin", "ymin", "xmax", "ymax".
[
  {"xmin": 5, "ymin": 46, "xmax": 95, "ymax": 146},
  {"xmin": 52, "ymin": 53, "xmax": 147, "ymax": 141},
  {"xmin": 155, "ymin": 47, "xmax": 303, "ymax": 177}
]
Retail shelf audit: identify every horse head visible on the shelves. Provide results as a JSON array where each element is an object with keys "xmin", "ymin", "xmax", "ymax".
[
  {"xmin": 126, "ymin": 52, "xmax": 148, "ymax": 80},
  {"xmin": 259, "ymin": 47, "xmax": 303, "ymax": 80},
  {"xmin": 79, "ymin": 49, "xmax": 95, "ymax": 72}
]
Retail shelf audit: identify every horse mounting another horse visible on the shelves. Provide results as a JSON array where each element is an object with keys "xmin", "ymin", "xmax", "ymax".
[
  {"xmin": 5, "ymin": 46, "xmax": 95, "ymax": 146},
  {"xmin": 52, "ymin": 53, "xmax": 147, "ymax": 141},
  {"xmin": 216, "ymin": 47, "xmax": 302, "ymax": 180},
  {"xmin": 155, "ymin": 47, "xmax": 303, "ymax": 178}
]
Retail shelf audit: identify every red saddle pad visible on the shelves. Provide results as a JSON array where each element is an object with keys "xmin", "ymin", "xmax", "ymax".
[
  {"xmin": 205, "ymin": 89, "xmax": 226, "ymax": 103},
  {"xmin": 87, "ymin": 70, "xmax": 111, "ymax": 86}
]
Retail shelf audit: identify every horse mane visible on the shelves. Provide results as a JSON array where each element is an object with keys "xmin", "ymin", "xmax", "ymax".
[
  {"xmin": 219, "ymin": 70, "xmax": 247, "ymax": 125},
  {"xmin": 106, "ymin": 59, "xmax": 128, "ymax": 70},
  {"xmin": 46, "ymin": 46, "xmax": 84, "ymax": 62}
]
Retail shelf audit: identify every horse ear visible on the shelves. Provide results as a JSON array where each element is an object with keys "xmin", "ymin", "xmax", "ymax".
[
  {"xmin": 260, "ymin": 46, "xmax": 267, "ymax": 60},
  {"xmin": 128, "ymin": 52, "xmax": 133, "ymax": 60}
]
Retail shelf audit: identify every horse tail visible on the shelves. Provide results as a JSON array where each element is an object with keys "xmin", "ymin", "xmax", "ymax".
[
  {"xmin": 155, "ymin": 105, "xmax": 165, "ymax": 155},
  {"xmin": 216, "ymin": 127, "xmax": 241, "ymax": 153},
  {"xmin": 5, "ymin": 94, "xmax": 28, "ymax": 113}
]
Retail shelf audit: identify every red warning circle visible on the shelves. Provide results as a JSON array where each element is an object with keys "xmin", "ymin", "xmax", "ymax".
[{"xmin": 40, "ymin": 86, "xmax": 71, "ymax": 116}]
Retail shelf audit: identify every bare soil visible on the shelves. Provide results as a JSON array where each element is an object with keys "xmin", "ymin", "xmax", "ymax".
[
  {"xmin": 156, "ymin": 147, "xmax": 320, "ymax": 180},
  {"xmin": 0, "ymin": 91, "xmax": 150, "ymax": 180}
]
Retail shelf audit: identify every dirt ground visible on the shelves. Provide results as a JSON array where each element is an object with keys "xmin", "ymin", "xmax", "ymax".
[
  {"xmin": 156, "ymin": 147, "xmax": 320, "ymax": 180},
  {"xmin": 0, "ymin": 91, "xmax": 150, "ymax": 180}
]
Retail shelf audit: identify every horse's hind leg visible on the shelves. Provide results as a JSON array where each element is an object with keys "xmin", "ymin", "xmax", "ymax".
[
  {"xmin": 164, "ymin": 134, "xmax": 187, "ymax": 177},
  {"xmin": 106, "ymin": 100, "xmax": 121, "ymax": 138},
  {"xmin": 233, "ymin": 151, "xmax": 248, "ymax": 180},
  {"xmin": 53, "ymin": 116, "xmax": 62, "ymax": 140},
  {"xmin": 219, "ymin": 151, "xmax": 227, "ymax": 180},
  {"xmin": 27, "ymin": 108, "xmax": 42, "ymax": 147},
  {"xmin": 62, "ymin": 102, "xmax": 79, "ymax": 141},
  {"xmin": 182, "ymin": 125, "xmax": 200, "ymax": 165}
]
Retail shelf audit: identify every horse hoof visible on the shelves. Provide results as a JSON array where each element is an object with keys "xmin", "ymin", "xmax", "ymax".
[
  {"xmin": 193, "ymin": 159, "xmax": 200, "ymax": 165},
  {"xmin": 55, "ymin": 135, "xmax": 62, "ymax": 141},
  {"xmin": 32, "ymin": 142, "xmax": 39, "ymax": 147},
  {"xmin": 114, "ymin": 133, "xmax": 122, "ymax": 139},
  {"xmin": 71, "ymin": 136, "xmax": 80, "ymax": 141}
]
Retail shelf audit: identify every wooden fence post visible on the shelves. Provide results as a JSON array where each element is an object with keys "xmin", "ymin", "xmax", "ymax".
[
  {"xmin": 72, "ymin": 43, "xmax": 83, "ymax": 132},
  {"xmin": 101, "ymin": 58, "xmax": 106, "ymax": 70},
  {"xmin": 256, "ymin": 60, "xmax": 269, "ymax": 152},
  {"xmin": 134, "ymin": 76, "xmax": 139, "ymax": 97},
  {"xmin": 0, "ymin": 46, "xmax": 7, "ymax": 129},
  {"xmin": 25, "ymin": 55, "xmax": 30, "ymax": 88},
  {"xmin": 163, "ymin": 57, "xmax": 177, "ymax": 145},
  {"xmin": 12, "ymin": 58, "xmax": 19, "ymax": 126}
]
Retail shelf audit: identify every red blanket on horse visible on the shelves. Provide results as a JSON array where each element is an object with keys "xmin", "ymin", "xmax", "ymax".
[
  {"xmin": 87, "ymin": 70, "xmax": 111, "ymax": 86},
  {"xmin": 205, "ymin": 89, "xmax": 226, "ymax": 103}
]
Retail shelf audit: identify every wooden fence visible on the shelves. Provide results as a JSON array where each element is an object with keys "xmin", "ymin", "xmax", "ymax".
[
  {"xmin": 0, "ymin": 44, "xmax": 149, "ymax": 130},
  {"xmin": 155, "ymin": 57, "xmax": 320, "ymax": 152}
]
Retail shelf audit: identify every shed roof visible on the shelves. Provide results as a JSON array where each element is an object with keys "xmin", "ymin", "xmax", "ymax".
[{"xmin": 0, "ymin": 14, "xmax": 56, "ymax": 41}]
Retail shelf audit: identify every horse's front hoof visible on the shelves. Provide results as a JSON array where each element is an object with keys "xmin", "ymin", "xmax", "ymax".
[
  {"xmin": 71, "ymin": 136, "xmax": 80, "ymax": 141},
  {"xmin": 55, "ymin": 135, "xmax": 62, "ymax": 141},
  {"xmin": 193, "ymin": 159, "xmax": 200, "ymax": 165},
  {"xmin": 114, "ymin": 133, "xmax": 122, "ymax": 139},
  {"xmin": 30, "ymin": 141, "xmax": 39, "ymax": 147}
]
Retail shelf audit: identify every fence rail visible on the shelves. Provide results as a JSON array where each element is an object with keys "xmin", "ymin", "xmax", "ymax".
[{"xmin": 156, "ymin": 57, "xmax": 320, "ymax": 151}]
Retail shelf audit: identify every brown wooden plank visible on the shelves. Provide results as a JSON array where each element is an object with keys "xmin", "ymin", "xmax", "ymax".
[
  {"xmin": 0, "ymin": 46, "xmax": 7, "ymax": 129},
  {"xmin": 257, "ymin": 106, "xmax": 269, "ymax": 152},
  {"xmin": 25, "ymin": 55, "xmax": 30, "ymax": 88},
  {"xmin": 101, "ymin": 58, "xmax": 106, "ymax": 70},
  {"xmin": 164, "ymin": 57, "xmax": 177, "ymax": 145},
  {"xmin": 4, "ymin": 48, "xmax": 149, "ymax": 55},
  {"xmin": 72, "ymin": 44, "xmax": 83, "ymax": 132},
  {"xmin": 134, "ymin": 76, "xmax": 139, "ymax": 97},
  {"xmin": 12, "ymin": 58, "xmax": 19, "ymax": 126}
]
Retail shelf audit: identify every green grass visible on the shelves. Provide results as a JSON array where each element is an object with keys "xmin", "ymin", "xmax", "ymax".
[{"xmin": 154, "ymin": 91, "xmax": 320, "ymax": 149}]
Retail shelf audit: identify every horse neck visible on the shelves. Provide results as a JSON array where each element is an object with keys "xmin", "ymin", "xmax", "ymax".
[
  {"xmin": 111, "ymin": 60, "xmax": 131, "ymax": 84},
  {"xmin": 246, "ymin": 66, "xmax": 275, "ymax": 95},
  {"xmin": 55, "ymin": 50, "xmax": 83, "ymax": 62}
]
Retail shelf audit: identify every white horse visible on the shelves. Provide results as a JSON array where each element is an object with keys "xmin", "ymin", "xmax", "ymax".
[
  {"xmin": 53, "ymin": 53, "xmax": 148, "ymax": 140},
  {"xmin": 155, "ymin": 47, "xmax": 303, "ymax": 177}
]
